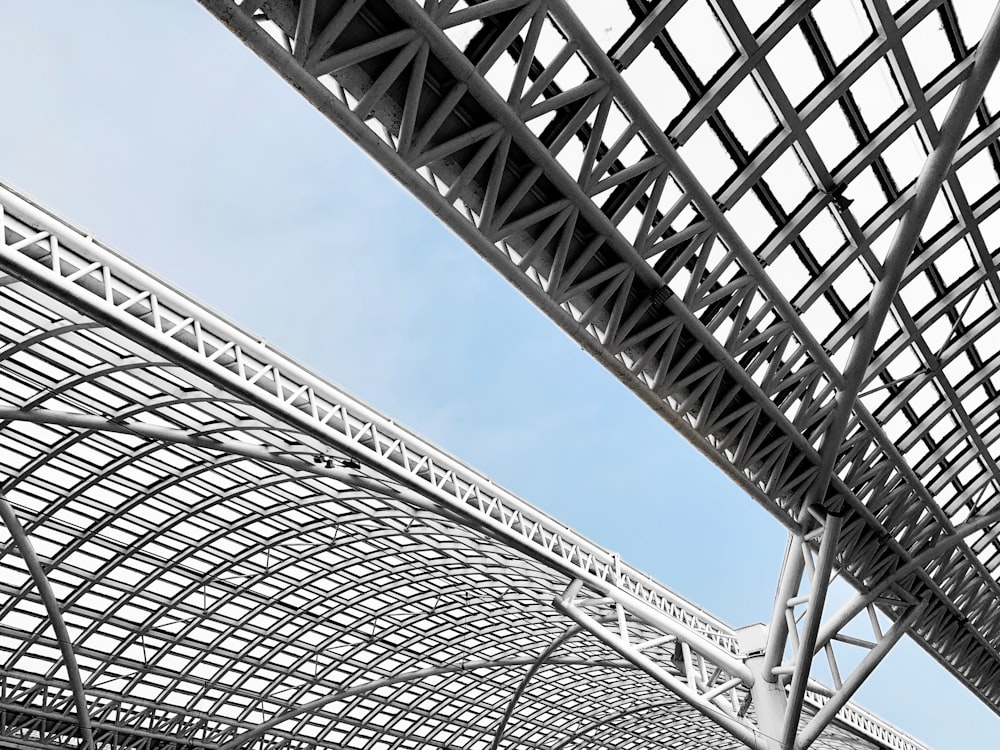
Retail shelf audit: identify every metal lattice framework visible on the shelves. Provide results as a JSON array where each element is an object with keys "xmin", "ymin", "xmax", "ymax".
[
  {"xmin": 6, "ymin": 0, "xmax": 1000, "ymax": 748},
  {"xmin": 0, "ymin": 183, "xmax": 925, "ymax": 750},
  {"xmin": 191, "ymin": 0, "xmax": 1000, "ymax": 732}
]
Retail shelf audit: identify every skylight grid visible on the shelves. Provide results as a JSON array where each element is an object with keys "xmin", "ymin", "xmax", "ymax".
[
  {"xmin": 847, "ymin": 4, "xmax": 1000, "ymax": 553},
  {"xmin": 4, "ymin": 259, "xmax": 723, "ymax": 744}
]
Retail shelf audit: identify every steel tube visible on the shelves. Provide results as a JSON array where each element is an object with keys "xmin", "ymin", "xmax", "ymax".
[
  {"xmin": 795, "ymin": 601, "xmax": 927, "ymax": 750},
  {"xmin": 781, "ymin": 515, "xmax": 843, "ymax": 750},
  {"xmin": 0, "ymin": 493, "xmax": 95, "ymax": 750},
  {"xmin": 762, "ymin": 533, "xmax": 805, "ymax": 681}
]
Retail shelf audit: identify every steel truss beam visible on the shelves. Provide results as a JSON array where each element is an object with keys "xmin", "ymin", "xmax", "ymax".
[
  {"xmin": 554, "ymin": 575, "xmax": 930, "ymax": 750},
  {"xmin": 193, "ymin": 0, "xmax": 1000, "ymax": 715},
  {"xmin": 553, "ymin": 579, "xmax": 761, "ymax": 750}
]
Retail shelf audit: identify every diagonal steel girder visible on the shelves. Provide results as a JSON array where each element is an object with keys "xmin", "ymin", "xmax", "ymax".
[
  {"xmin": 554, "ymin": 580, "xmax": 764, "ymax": 750},
  {"xmin": 802, "ymin": 1, "xmax": 1000, "ymax": 526},
  {"xmin": 767, "ymin": 5, "xmax": 1000, "ymax": 744}
]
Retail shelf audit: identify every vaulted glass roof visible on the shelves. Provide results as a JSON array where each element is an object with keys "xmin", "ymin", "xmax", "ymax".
[{"xmin": 0, "ymin": 182, "xmax": 922, "ymax": 749}]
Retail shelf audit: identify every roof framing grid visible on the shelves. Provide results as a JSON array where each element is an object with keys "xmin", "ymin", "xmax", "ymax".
[
  {"xmin": 194, "ymin": 0, "xmax": 1000, "ymax": 720},
  {"xmin": 0, "ymin": 173, "xmax": 928, "ymax": 749}
]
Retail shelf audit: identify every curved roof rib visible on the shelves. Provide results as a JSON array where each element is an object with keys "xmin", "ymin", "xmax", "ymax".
[{"xmin": 195, "ymin": 0, "xmax": 1000, "ymax": 716}]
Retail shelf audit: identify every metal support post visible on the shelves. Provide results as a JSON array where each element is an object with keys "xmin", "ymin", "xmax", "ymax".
[
  {"xmin": 755, "ymin": 521, "xmax": 938, "ymax": 750},
  {"xmin": 737, "ymin": 624, "xmax": 786, "ymax": 750},
  {"xmin": 781, "ymin": 514, "xmax": 843, "ymax": 750},
  {"xmin": 761, "ymin": 534, "xmax": 804, "ymax": 683}
]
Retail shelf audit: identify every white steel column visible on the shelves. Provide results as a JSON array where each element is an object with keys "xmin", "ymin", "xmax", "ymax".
[
  {"xmin": 738, "ymin": 624, "xmax": 786, "ymax": 750},
  {"xmin": 780, "ymin": 514, "xmax": 843, "ymax": 750}
]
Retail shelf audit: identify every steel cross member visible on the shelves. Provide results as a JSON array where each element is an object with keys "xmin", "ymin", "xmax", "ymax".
[
  {"xmin": 754, "ymin": 521, "xmax": 927, "ymax": 750},
  {"xmin": 554, "ymin": 579, "xmax": 764, "ymax": 750}
]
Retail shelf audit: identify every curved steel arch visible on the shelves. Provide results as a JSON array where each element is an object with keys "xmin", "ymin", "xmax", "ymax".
[{"xmin": 0, "ymin": 493, "xmax": 95, "ymax": 750}]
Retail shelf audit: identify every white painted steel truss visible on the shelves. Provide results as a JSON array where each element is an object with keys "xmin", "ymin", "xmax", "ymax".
[
  {"xmin": 192, "ymin": 0, "xmax": 1000, "ymax": 731},
  {"xmin": 0, "ymin": 180, "xmax": 928, "ymax": 750}
]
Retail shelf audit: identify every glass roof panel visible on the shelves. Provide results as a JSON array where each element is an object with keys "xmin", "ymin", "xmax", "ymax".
[
  {"xmin": 807, "ymin": 100, "xmax": 860, "ymax": 169},
  {"xmin": 767, "ymin": 24, "xmax": 825, "ymax": 107},
  {"xmin": 845, "ymin": 165, "xmax": 888, "ymax": 223},
  {"xmin": 903, "ymin": 10, "xmax": 957, "ymax": 89},
  {"xmin": 956, "ymin": 147, "xmax": 999, "ymax": 203},
  {"xmin": 811, "ymin": 0, "xmax": 874, "ymax": 67},
  {"xmin": 881, "ymin": 125, "xmax": 926, "ymax": 188},
  {"xmin": 679, "ymin": 123, "xmax": 736, "ymax": 193},
  {"xmin": 718, "ymin": 75, "xmax": 778, "ymax": 151},
  {"xmin": 763, "ymin": 146, "xmax": 814, "ymax": 211},
  {"xmin": 668, "ymin": 0, "xmax": 736, "ymax": 84},
  {"xmin": 622, "ymin": 46, "xmax": 689, "ymax": 129},
  {"xmin": 850, "ymin": 59, "xmax": 905, "ymax": 130},
  {"xmin": 952, "ymin": 0, "xmax": 994, "ymax": 47}
]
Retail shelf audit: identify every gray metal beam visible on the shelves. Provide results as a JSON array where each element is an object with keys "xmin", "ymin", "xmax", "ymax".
[{"xmin": 554, "ymin": 585, "xmax": 765, "ymax": 750}]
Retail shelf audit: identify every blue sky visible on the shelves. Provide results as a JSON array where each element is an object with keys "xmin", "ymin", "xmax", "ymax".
[{"xmin": 0, "ymin": 3, "xmax": 995, "ymax": 748}]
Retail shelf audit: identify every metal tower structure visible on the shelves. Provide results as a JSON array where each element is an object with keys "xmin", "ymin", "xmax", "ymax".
[{"xmin": 3, "ymin": 0, "xmax": 1000, "ymax": 749}]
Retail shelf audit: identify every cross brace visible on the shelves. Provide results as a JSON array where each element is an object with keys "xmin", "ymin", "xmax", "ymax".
[{"xmin": 755, "ymin": 516, "xmax": 927, "ymax": 750}]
